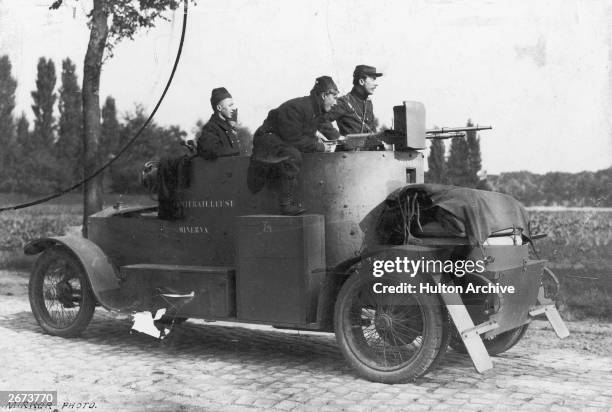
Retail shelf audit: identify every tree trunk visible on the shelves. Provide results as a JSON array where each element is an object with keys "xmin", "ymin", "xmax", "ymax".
[{"xmin": 81, "ymin": 0, "xmax": 108, "ymax": 237}]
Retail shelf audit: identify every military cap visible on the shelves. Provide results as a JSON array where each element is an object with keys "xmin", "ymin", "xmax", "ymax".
[
  {"xmin": 210, "ymin": 87, "xmax": 232, "ymax": 110},
  {"xmin": 312, "ymin": 76, "xmax": 339, "ymax": 94},
  {"xmin": 353, "ymin": 65, "xmax": 383, "ymax": 79}
]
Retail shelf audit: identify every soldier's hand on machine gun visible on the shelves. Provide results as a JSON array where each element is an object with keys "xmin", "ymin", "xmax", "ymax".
[{"xmin": 316, "ymin": 131, "xmax": 338, "ymax": 152}]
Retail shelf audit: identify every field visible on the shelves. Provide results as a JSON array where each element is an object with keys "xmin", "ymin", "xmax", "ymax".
[
  {"xmin": 1, "ymin": 193, "xmax": 610, "ymax": 320},
  {"xmin": 527, "ymin": 208, "xmax": 612, "ymax": 320}
]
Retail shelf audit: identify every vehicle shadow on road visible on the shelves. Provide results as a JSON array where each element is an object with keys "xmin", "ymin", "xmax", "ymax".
[{"xmin": 0, "ymin": 310, "xmax": 478, "ymax": 381}]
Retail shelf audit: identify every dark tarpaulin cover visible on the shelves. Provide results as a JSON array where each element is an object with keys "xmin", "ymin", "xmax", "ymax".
[{"xmin": 380, "ymin": 184, "xmax": 530, "ymax": 245}]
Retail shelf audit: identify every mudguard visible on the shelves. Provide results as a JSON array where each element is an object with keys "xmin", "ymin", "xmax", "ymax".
[{"xmin": 24, "ymin": 235, "xmax": 126, "ymax": 311}]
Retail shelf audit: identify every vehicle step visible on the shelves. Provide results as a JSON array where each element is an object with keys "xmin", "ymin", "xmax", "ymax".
[
  {"xmin": 119, "ymin": 264, "xmax": 236, "ymax": 318},
  {"xmin": 120, "ymin": 264, "xmax": 235, "ymax": 275}
]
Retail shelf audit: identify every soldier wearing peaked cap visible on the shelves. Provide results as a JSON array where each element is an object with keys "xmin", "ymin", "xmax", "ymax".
[
  {"xmin": 197, "ymin": 87, "xmax": 240, "ymax": 160},
  {"xmin": 323, "ymin": 65, "xmax": 383, "ymax": 144},
  {"xmin": 248, "ymin": 76, "xmax": 340, "ymax": 215}
]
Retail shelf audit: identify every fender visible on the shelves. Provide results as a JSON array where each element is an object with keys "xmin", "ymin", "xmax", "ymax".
[{"xmin": 24, "ymin": 235, "xmax": 127, "ymax": 311}]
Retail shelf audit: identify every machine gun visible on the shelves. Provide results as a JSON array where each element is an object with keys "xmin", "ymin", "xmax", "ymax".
[
  {"xmin": 340, "ymin": 125, "xmax": 492, "ymax": 150},
  {"xmin": 426, "ymin": 125, "xmax": 492, "ymax": 140},
  {"xmin": 336, "ymin": 102, "xmax": 492, "ymax": 150}
]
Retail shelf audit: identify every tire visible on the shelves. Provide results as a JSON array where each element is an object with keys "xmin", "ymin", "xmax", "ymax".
[
  {"xmin": 334, "ymin": 273, "xmax": 447, "ymax": 383},
  {"xmin": 448, "ymin": 274, "xmax": 530, "ymax": 356},
  {"xmin": 427, "ymin": 309, "xmax": 452, "ymax": 372},
  {"xmin": 450, "ymin": 323, "xmax": 529, "ymax": 356},
  {"xmin": 29, "ymin": 247, "xmax": 96, "ymax": 337}
]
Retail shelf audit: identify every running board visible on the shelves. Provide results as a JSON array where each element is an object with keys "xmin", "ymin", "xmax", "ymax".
[{"xmin": 436, "ymin": 280, "xmax": 494, "ymax": 373}]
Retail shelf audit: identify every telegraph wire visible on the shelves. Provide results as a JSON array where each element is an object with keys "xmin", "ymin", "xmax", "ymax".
[{"xmin": 0, "ymin": 0, "xmax": 189, "ymax": 212}]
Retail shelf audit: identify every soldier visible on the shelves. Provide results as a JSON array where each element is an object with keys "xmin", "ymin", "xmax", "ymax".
[
  {"xmin": 197, "ymin": 87, "xmax": 240, "ymax": 160},
  {"xmin": 248, "ymin": 76, "xmax": 340, "ymax": 215},
  {"xmin": 326, "ymin": 65, "xmax": 382, "ymax": 137}
]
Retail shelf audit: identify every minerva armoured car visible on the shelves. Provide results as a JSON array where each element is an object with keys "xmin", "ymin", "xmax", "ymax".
[{"xmin": 25, "ymin": 101, "xmax": 568, "ymax": 383}]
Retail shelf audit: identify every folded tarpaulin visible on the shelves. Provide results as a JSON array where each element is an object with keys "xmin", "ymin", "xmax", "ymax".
[
  {"xmin": 157, "ymin": 155, "xmax": 192, "ymax": 220},
  {"xmin": 377, "ymin": 184, "xmax": 530, "ymax": 245}
]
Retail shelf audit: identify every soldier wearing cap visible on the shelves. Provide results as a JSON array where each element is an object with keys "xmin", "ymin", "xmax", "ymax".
[
  {"xmin": 324, "ymin": 65, "xmax": 382, "ymax": 142},
  {"xmin": 197, "ymin": 87, "xmax": 240, "ymax": 160},
  {"xmin": 248, "ymin": 76, "xmax": 340, "ymax": 215}
]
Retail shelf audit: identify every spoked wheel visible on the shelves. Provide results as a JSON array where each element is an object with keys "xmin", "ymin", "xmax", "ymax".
[
  {"xmin": 450, "ymin": 324, "xmax": 529, "ymax": 356},
  {"xmin": 29, "ymin": 247, "xmax": 96, "ymax": 337},
  {"xmin": 334, "ymin": 273, "xmax": 448, "ymax": 383}
]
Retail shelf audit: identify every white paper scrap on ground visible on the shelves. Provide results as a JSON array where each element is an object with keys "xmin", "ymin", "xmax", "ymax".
[{"xmin": 131, "ymin": 308, "xmax": 169, "ymax": 339}]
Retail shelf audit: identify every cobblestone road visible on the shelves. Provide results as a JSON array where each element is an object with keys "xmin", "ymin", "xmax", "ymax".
[{"xmin": 0, "ymin": 294, "xmax": 611, "ymax": 412}]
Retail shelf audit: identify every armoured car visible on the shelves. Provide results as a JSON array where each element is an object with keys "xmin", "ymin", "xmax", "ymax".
[{"xmin": 25, "ymin": 101, "xmax": 568, "ymax": 383}]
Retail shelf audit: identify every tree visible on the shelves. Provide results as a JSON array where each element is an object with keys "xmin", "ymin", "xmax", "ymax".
[
  {"xmin": 0, "ymin": 55, "xmax": 17, "ymax": 186},
  {"xmin": 465, "ymin": 119, "xmax": 482, "ymax": 187},
  {"xmin": 6, "ymin": 114, "xmax": 30, "ymax": 192},
  {"xmin": 31, "ymin": 57, "xmax": 57, "ymax": 149},
  {"xmin": 50, "ymin": 0, "xmax": 188, "ymax": 235},
  {"xmin": 109, "ymin": 105, "xmax": 185, "ymax": 193},
  {"xmin": 446, "ymin": 135, "xmax": 470, "ymax": 187},
  {"xmin": 100, "ymin": 96, "xmax": 121, "ymax": 190},
  {"xmin": 101, "ymin": 96, "xmax": 120, "ymax": 156},
  {"xmin": 16, "ymin": 114, "xmax": 29, "ymax": 145},
  {"xmin": 56, "ymin": 58, "xmax": 83, "ymax": 184},
  {"xmin": 426, "ymin": 138, "xmax": 446, "ymax": 184},
  {"xmin": 23, "ymin": 57, "xmax": 59, "ymax": 193}
]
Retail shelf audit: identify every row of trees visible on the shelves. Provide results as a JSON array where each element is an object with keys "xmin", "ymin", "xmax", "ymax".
[
  {"xmin": 490, "ymin": 168, "xmax": 612, "ymax": 207},
  {"xmin": 424, "ymin": 123, "xmax": 611, "ymax": 206},
  {"xmin": 0, "ymin": 54, "xmax": 252, "ymax": 194},
  {"xmin": 425, "ymin": 120, "xmax": 483, "ymax": 187}
]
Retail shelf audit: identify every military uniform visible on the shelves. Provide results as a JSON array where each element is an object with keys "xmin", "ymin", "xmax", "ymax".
[
  {"xmin": 197, "ymin": 114, "xmax": 239, "ymax": 160},
  {"xmin": 248, "ymin": 76, "xmax": 339, "ymax": 215},
  {"xmin": 326, "ymin": 87, "xmax": 377, "ymax": 135},
  {"xmin": 251, "ymin": 92, "xmax": 333, "ymax": 177}
]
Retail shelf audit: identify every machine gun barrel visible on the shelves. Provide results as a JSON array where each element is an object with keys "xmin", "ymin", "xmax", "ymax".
[
  {"xmin": 426, "ymin": 132, "xmax": 467, "ymax": 140},
  {"xmin": 426, "ymin": 125, "xmax": 492, "ymax": 135}
]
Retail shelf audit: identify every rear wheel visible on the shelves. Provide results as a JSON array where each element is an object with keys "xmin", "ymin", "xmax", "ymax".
[
  {"xmin": 450, "ymin": 323, "xmax": 529, "ymax": 356},
  {"xmin": 449, "ymin": 274, "xmax": 529, "ymax": 355},
  {"xmin": 29, "ymin": 247, "xmax": 96, "ymax": 337},
  {"xmin": 334, "ymin": 273, "xmax": 447, "ymax": 383}
]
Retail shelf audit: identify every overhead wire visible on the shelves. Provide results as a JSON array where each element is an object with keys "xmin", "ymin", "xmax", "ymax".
[{"xmin": 0, "ymin": 0, "xmax": 189, "ymax": 212}]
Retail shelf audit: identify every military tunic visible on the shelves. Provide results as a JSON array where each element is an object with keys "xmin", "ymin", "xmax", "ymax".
[
  {"xmin": 197, "ymin": 114, "xmax": 240, "ymax": 160},
  {"xmin": 326, "ymin": 87, "xmax": 377, "ymax": 135},
  {"xmin": 248, "ymin": 92, "xmax": 334, "ymax": 192}
]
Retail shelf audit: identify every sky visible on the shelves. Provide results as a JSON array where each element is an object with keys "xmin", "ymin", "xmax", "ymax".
[{"xmin": 1, "ymin": 0, "xmax": 611, "ymax": 174}]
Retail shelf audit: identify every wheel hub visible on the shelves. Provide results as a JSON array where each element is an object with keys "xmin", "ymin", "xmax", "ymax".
[
  {"xmin": 56, "ymin": 281, "xmax": 76, "ymax": 308},
  {"xmin": 374, "ymin": 313, "xmax": 393, "ymax": 330}
]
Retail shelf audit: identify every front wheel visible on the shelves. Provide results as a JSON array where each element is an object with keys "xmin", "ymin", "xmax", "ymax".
[
  {"xmin": 29, "ymin": 247, "xmax": 96, "ymax": 337},
  {"xmin": 334, "ymin": 273, "xmax": 448, "ymax": 383}
]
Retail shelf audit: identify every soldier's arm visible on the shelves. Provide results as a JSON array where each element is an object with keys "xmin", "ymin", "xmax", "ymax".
[
  {"xmin": 276, "ymin": 104, "xmax": 324, "ymax": 152},
  {"xmin": 318, "ymin": 116, "xmax": 341, "ymax": 140}
]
